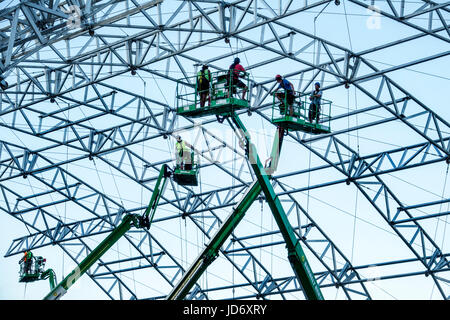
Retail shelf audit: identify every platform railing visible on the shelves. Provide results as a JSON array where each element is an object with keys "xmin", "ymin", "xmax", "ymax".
[
  {"xmin": 175, "ymin": 149, "xmax": 198, "ymax": 171},
  {"xmin": 271, "ymin": 90, "xmax": 332, "ymax": 131},
  {"xmin": 271, "ymin": 90, "xmax": 305, "ymax": 120},
  {"xmin": 176, "ymin": 70, "xmax": 250, "ymax": 111}
]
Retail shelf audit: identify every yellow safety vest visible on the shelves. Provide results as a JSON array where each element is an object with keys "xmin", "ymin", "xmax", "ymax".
[
  {"xmin": 197, "ymin": 70, "xmax": 211, "ymax": 85},
  {"xmin": 176, "ymin": 141, "xmax": 189, "ymax": 155}
]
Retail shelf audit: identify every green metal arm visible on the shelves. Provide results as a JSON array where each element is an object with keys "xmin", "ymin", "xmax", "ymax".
[
  {"xmin": 230, "ymin": 113, "xmax": 324, "ymax": 300},
  {"xmin": 166, "ymin": 180, "xmax": 262, "ymax": 300},
  {"xmin": 44, "ymin": 165, "xmax": 171, "ymax": 300},
  {"xmin": 264, "ymin": 126, "xmax": 285, "ymax": 175},
  {"xmin": 141, "ymin": 164, "xmax": 171, "ymax": 229},
  {"xmin": 43, "ymin": 213, "xmax": 141, "ymax": 300},
  {"xmin": 167, "ymin": 127, "xmax": 285, "ymax": 300},
  {"xmin": 41, "ymin": 269, "xmax": 56, "ymax": 290}
]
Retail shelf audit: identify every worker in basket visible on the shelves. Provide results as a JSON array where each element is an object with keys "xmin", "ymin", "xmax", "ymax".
[
  {"xmin": 175, "ymin": 135, "xmax": 193, "ymax": 170},
  {"xmin": 275, "ymin": 75, "xmax": 295, "ymax": 117},
  {"xmin": 228, "ymin": 57, "xmax": 248, "ymax": 100},
  {"xmin": 309, "ymin": 82, "xmax": 322, "ymax": 123},
  {"xmin": 19, "ymin": 251, "xmax": 33, "ymax": 275},
  {"xmin": 197, "ymin": 64, "xmax": 211, "ymax": 108}
]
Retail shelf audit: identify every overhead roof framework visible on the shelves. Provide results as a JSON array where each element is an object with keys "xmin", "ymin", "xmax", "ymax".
[{"xmin": 1, "ymin": 0, "xmax": 449, "ymax": 300}]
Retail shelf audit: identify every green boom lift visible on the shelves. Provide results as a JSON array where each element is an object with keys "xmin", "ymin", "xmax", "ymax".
[
  {"xmin": 43, "ymin": 164, "xmax": 171, "ymax": 300},
  {"xmin": 168, "ymin": 113, "xmax": 323, "ymax": 300},
  {"xmin": 170, "ymin": 70, "xmax": 323, "ymax": 300},
  {"xmin": 229, "ymin": 113, "xmax": 323, "ymax": 299},
  {"xmin": 19, "ymin": 251, "xmax": 56, "ymax": 290}
]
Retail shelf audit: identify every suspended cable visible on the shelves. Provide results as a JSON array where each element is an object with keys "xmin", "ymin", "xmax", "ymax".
[
  {"xmin": 342, "ymin": 0, "xmax": 354, "ymax": 52},
  {"xmin": 63, "ymin": 101, "xmax": 70, "ymax": 282},
  {"xmin": 342, "ymin": 0, "xmax": 361, "ymax": 268},
  {"xmin": 305, "ymin": 8, "xmax": 322, "ymax": 225},
  {"xmin": 430, "ymin": 162, "xmax": 449, "ymax": 298},
  {"xmin": 198, "ymin": 150, "xmax": 208, "ymax": 292},
  {"xmin": 259, "ymin": 195, "xmax": 263, "ymax": 273}
]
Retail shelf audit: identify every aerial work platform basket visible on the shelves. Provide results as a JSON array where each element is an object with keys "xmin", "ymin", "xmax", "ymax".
[
  {"xmin": 173, "ymin": 150, "xmax": 199, "ymax": 186},
  {"xmin": 18, "ymin": 251, "xmax": 56, "ymax": 289},
  {"xmin": 176, "ymin": 70, "xmax": 250, "ymax": 118},
  {"xmin": 271, "ymin": 90, "xmax": 331, "ymax": 134},
  {"xmin": 19, "ymin": 251, "xmax": 45, "ymax": 283}
]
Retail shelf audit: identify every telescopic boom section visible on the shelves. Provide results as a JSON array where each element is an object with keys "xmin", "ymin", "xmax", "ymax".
[
  {"xmin": 141, "ymin": 164, "xmax": 171, "ymax": 229},
  {"xmin": 41, "ymin": 269, "xmax": 56, "ymax": 290},
  {"xmin": 43, "ymin": 214, "xmax": 140, "ymax": 300},
  {"xmin": 230, "ymin": 113, "xmax": 324, "ymax": 300},
  {"xmin": 167, "ymin": 180, "xmax": 262, "ymax": 300},
  {"xmin": 265, "ymin": 126, "xmax": 285, "ymax": 175},
  {"xmin": 44, "ymin": 165, "xmax": 171, "ymax": 300}
]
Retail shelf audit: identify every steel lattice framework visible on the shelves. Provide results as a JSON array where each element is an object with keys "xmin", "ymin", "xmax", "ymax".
[{"xmin": 1, "ymin": 0, "xmax": 449, "ymax": 300}]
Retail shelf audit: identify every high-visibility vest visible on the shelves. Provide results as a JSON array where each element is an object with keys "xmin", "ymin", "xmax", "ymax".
[
  {"xmin": 176, "ymin": 141, "xmax": 189, "ymax": 155},
  {"xmin": 23, "ymin": 251, "xmax": 32, "ymax": 262},
  {"xmin": 197, "ymin": 70, "xmax": 211, "ymax": 86}
]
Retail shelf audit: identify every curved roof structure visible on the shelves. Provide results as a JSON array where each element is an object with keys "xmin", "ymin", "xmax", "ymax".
[{"xmin": 0, "ymin": 0, "xmax": 449, "ymax": 300}]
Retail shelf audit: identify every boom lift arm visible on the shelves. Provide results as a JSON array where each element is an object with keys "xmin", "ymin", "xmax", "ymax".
[
  {"xmin": 167, "ymin": 127, "xmax": 285, "ymax": 300},
  {"xmin": 41, "ymin": 269, "xmax": 57, "ymax": 290},
  {"xmin": 229, "ymin": 113, "xmax": 324, "ymax": 300},
  {"xmin": 167, "ymin": 180, "xmax": 262, "ymax": 300},
  {"xmin": 171, "ymin": 69, "xmax": 322, "ymax": 300},
  {"xmin": 43, "ymin": 164, "xmax": 171, "ymax": 300}
]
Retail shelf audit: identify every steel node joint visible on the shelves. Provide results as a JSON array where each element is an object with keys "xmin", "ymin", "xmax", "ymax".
[{"xmin": 203, "ymin": 252, "xmax": 218, "ymax": 266}]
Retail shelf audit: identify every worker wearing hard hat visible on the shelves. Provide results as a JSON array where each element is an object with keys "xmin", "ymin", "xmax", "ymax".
[
  {"xmin": 275, "ymin": 75, "xmax": 295, "ymax": 116},
  {"xmin": 309, "ymin": 82, "xmax": 322, "ymax": 123},
  {"xmin": 197, "ymin": 64, "xmax": 211, "ymax": 108},
  {"xmin": 175, "ymin": 135, "xmax": 193, "ymax": 170}
]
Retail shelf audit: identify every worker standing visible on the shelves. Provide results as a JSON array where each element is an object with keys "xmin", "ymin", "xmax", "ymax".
[
  {"xmin": 275, "ymin": 75, "xmax": 295, "ymax": 116},
  {"xmin": 175, "ymin": 135, "xmax": 193, "ymax": 170},
  {"xmin": 197, "ymin": 64, "xmax": 211, "ymax": 108},
  {"xmin": 309, "ymin": 82, "xmax": 322, "ymax": 123},
  {"xmin": 19, "ymin": 251, "xmax": 33, "ymax": 275},
  {"xmin": 228, "ymin": 57, "xmax": 248, "ymax": 100}
]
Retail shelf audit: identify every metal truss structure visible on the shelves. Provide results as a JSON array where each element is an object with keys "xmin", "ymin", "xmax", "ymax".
[{"xmin": 1, "ymin": 0, "xmax": 449, "ymax": 300}]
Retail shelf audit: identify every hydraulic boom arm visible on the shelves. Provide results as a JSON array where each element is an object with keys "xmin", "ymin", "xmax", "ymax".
[
  {"xmin": 44, "ymin": 165, "xmax": 171, "ymax": 300},
  {"xmin": 167, "ymin": 180, "xmax": 262, "ymax": 300},
  {"xmin": 230, "ymin": 113, "xmax": 324, "ymax": 300},
  {"xmin": 41, "ymin": 269, "xmax": 56, "ymax": 290}
]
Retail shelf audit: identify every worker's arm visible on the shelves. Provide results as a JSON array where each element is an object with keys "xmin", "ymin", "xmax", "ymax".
[{"xmin": 310, "ymin": 90, "xmax": 321, "ymax": 99}]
